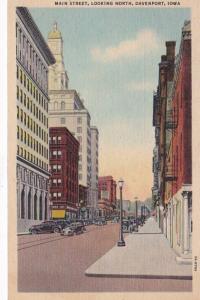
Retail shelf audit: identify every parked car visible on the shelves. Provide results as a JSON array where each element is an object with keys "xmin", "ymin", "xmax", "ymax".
[
  {"xmin": 69, "ymin": 222, "xmax": 85, "ymax": 234},
  {"xmin": 53, "ymin": 219, "xmax": 71, "ymax": 230},
  {"xmin": 122, "ymin": 219, "xmax": 137, "ymax": 233},
  {"xmin": 95, "ymin": 218, "xmax": 107, "ymax": 226},
  {"xmin": 111, "ymin": 217, "xmax": 119, "ymax": 223},
  {"xmin": 60, "ymin": 226, "xmax": 74, "ymax": 236},
  {"xmin": 29, "ymin": 221, "xmax": 61, "ymax": 234},
  {"xmin": 73, "ymin": 219, "xmax": 86, "ymax": 230}
]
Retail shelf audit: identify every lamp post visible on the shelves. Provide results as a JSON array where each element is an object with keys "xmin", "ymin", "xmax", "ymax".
[{"xmin": 117, "ymin": 178, "xmax": 125, "ymax": 247}]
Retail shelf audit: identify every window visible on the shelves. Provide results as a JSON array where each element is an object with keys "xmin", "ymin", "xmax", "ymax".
[
  {"xmin": 17, "ymin": 86, "xmax": 19, "ymax": 100},
  {"xmin": 77, "ymin": 127, "xmax": 82, "ymax": 133},
  {"xmin": 24, "ymin": 112, "xmax": 26, "ymax": 125},
  {"xmin": 20, "ymin": 70, "xmax": 23, "ymax": 83},
  {"xmin": 58, "ymin": 151, "xmax": 61, "ymax": 156},
  {"xmin": 77, "ymin": 117, "xmax": 82, "ymax": 124},
  {"xmin": 24, "ymin": 131, "xmax": 26, "ymax": 144},
  {"xmin": 16, "ymin": 65, "xmax": 19, "ymax": 79},
  {"xmin": 20, "ymin": 128, "xmax": 23, "ymax": 141},
  {"xmin": 60, "ymin": 117, "xmax": 65, "ymax": 124},
  {"xmin": 24, "ymin": 74, "xmax": 26, "ymax": 87},
  {"xmin": 17, "ymin": 126, "xmax": 19, "ymax": 139},
  {"xmin": 20, "ymin": 90, "xmax": 23, "ymax": 103},
  {"xmin": 27, "ymin": 78, "xmax": 29, "ymax": 92},
  {"xmin": 53, "ymin": 150, "xmax": 57, "ymax": 157},
  {"xmin": 61, "ymin": 102, "xmax": 65, "ymax": 110},
  {"xmin": 24, "ymin": 93, "xmax": 26, "ymax": 106},
  {"xmin": 17, "ymin": 106, "xmax": 19, "ymax": 119}
]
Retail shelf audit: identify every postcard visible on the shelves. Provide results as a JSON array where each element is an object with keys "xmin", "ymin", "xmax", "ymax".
[{"xmin": 7, "ymin": 0, "xmax": 200, "ymax": 299}]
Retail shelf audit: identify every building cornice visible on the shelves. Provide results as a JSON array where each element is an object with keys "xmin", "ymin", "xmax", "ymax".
[
  {"xmin": 16, "ymin": 7, "xmax": 55, "ymax": 66},
  {"xmin": 17, "ymin": 155, "xmax": 51, "ymax": 177}
]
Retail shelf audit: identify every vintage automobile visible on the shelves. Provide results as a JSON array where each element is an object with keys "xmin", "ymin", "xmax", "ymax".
[
  {"xmin": 60, "ymin": 226, "xmax": 74, "ymax": 236},
  {"xmin": 122, "ymin": 219, "xmax": 137, "ymax": 233},
  {"xmin": 69, "ymin": 222, "xmax": 85, "ymax": 234},
  {"xmin": 29, "ymin": 221, "xmax": 61, "ymax": 234},
  {"xmin": 95, "ymin": 218, "xmax": 107, "ymax": 226},
  {"xmin": 53, "ymin": 219, "xmax": 71, "ymax": 230},
  {"xmin": 111, "ymin": 217, "xmax": 119, "ymax": 223}
]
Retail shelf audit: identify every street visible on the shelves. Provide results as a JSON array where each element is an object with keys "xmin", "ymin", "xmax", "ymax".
[{"xmin": 18, "ymin": 222, "xmax": 192, "ymax": 292}]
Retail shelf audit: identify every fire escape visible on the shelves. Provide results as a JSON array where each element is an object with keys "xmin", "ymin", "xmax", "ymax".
[
  {"xmin": 165, "ymin": 108, "xmax": 178, "ymax": 130},
  {"xmin": 164, "ymin": 108, "xmax": 178, "ymax": 182}
]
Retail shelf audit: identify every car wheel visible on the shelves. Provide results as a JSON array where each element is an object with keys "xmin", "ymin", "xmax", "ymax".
[
  {"xmin": 54, "ymin": 227, "xmax": 60, "ymax": 233},
  {"xmin": 31, "ymin": 229, "xmax": 38, "ymax": 234}
]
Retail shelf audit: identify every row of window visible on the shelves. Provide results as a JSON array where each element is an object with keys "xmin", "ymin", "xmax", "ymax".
[
  {"xmin": 17, "ymin": 145, "xmax": 48, "ymax": 171},
  {"xmin": 17, "ymin": 107, "xmax": 48, "ymax": 143},
  {"xmin": 17, "ymin": 66, "xmax": 48, "ymax": 112},
  {"xmin": 17, "ymin": 166, "xmax": 48, "ymax": 190},
  {"xmin": 17, "ymin": 127, "xmax": 48, "ymax": 159},
  {"xmin": 50, "ymin": 178, "xmax": 62, "ymax": 185},
  {"xmin": 16, "ymin": 24, "xmax": 48, "ymax": 94},
  {"xmin": 17, "ymin": 87, "xmax": 48, "ymax": 128}
]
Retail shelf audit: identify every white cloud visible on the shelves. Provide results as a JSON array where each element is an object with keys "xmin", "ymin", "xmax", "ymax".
[
  {"xmin": 126, "ymin": 80, "xmax": 155, "ymax": 92},
  {"xmin": 91, "ymin": 29, "xmax": 161, "ymax": 63}
]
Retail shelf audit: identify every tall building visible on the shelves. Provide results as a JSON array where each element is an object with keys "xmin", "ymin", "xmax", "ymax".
[
  {"xmin": 16, "ymin": 7, "xmax": 55, "ymax": 232},
  {"xmin": 98, "ymin": 176, "xmax": 117, "ymax": 217},
  {"xmin": 168, "ymin": 21, "xmax": 192, "ymax": 262},
  {"xmin": 47, "ymin": 23, "xmax": 98, "ymax": 215},
  {"xmin": 49, "ymin": 127, "xmax": 79, "ymax": 219},
  {"xmin": 90, "ymin": 126, "xmax": 99, "ymax": 217},
  {"xmin": 152, "ymin": 21, "xmax": 192, "ymax": 263}
]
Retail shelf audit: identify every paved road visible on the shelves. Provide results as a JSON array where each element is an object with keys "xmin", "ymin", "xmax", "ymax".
[{"xmin": 18, "ymin": 223, "xmax": 192, "ymax": 292}]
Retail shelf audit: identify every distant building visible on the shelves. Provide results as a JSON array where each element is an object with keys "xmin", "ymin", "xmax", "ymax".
[
  {"xmin": 90, "ymin": 126, "xmax": 99, "ymax": 217},
  {"xmin": 47, "ymin": 23, "xmax": 99, "ymax": 216},
  {"xmin": 49, "ymin": 127, "xmax": 79, "ymax": 219},
  {"xmin": 16, "ymin": 7, "xmax": 55, "ymax": 232},
  {"xmin": 98, "ymin": 176, "xmax": 117, "ymax": 216},
  {"xmin": 78, "ymin": 184, "xmax": 88, "ymax": 219}
]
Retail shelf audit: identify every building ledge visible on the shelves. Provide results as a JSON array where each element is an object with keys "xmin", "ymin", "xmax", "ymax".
[{"xmin": 176, "ymin": 255, "xmax": 192, "ymax": 265}]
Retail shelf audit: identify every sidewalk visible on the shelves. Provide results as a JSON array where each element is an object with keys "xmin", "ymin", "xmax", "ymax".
[{"xmin": 85, "ymin": 217, "xmax": 192, "ymax": 279}]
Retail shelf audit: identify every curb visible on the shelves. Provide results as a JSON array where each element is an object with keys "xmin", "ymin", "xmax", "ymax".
[{"xmin": 17, "ymin": 232, "xmax": 31, "ymax": 236}]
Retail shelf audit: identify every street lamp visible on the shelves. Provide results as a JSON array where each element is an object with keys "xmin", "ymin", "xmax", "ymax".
[{"xmin": 117, "ymin": 178, "xmax": 125, "ymax": 247}]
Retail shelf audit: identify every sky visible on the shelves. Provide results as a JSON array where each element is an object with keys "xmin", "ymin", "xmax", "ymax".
[{"xmin": 30, "ymin": 7, "xmax": 190, "ymax": 201}]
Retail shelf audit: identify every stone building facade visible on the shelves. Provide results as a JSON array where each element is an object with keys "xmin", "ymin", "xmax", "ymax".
[{"xmin": 16, "ymin": 7, "xmax": 55, "ymax": 232}]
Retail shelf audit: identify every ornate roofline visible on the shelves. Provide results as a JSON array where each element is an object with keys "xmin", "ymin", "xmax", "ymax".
[{"xmin": 16, "ymin": 7, "xmax": 55, "ymax": 66}]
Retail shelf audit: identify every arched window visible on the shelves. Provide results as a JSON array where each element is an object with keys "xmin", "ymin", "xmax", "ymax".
[
  {"xmin": 28, "ymin": 189, "xmax": 31, "ymax": 219},
  {"xmin": 44, "ymin": 196, "xmax": 48, "ymax": 220},
  {"xmin": 34, "ymin": 193, "xmax": 37, "ymax": 220},
  {"xmin": 61, "ymin": 101, "xmax": 65, "ymax": 110},
  {"xmin": 54, "ymin": 101, "xmax": 58, "ymax": 110},
  {"xmin": 21, "ymin": 188, "xmax": 25, "ymax": 219},
  {"xmin": 39, "ymin": 194, "xmax": 43, "ymax": 220}
]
